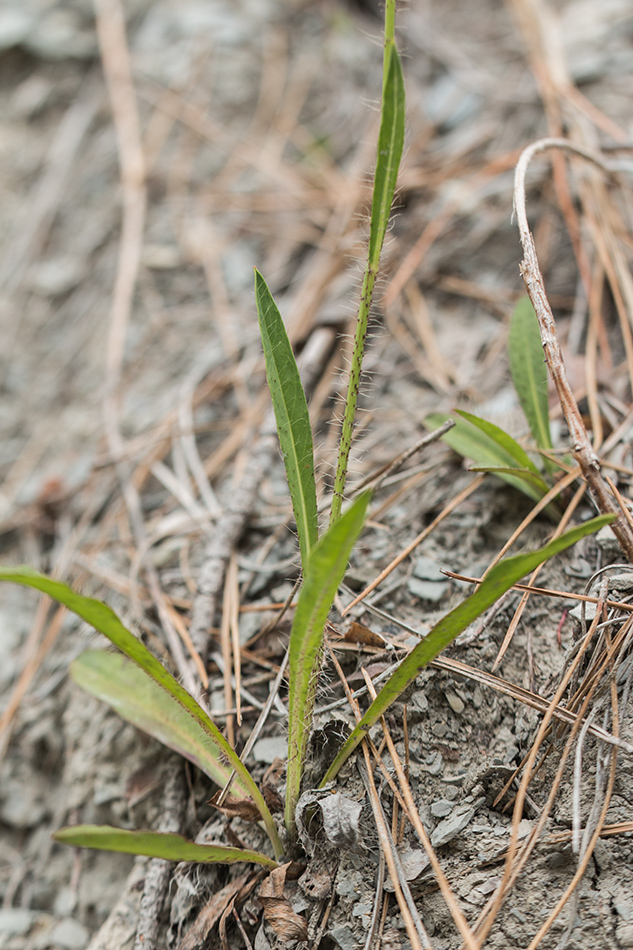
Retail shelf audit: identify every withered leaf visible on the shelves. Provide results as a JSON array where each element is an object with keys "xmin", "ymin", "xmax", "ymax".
[
  {"xmin": 179, "ymin": 875, "xmax": 249, "ymax": 950},
  {"xmin": 218, "ymin": 895, "xmax": 237, "ymax": 950},
  {"xmin": 318, "ymin": 792, "xmax": 363, "ymax": 848},
  {"xmin": 262, "ymin": 782, "xmax": 284, "ymax": 814},
  {"xmin": 208, "ymin": 791, "xmax": 262, "ymax": 822},
  {"xmin": 343, "ymin": 620, "xmax": 386, "ymax": 647},
  {"xmin": 258, "ymin": 863, "xmax": 308, "ymax": 942}
]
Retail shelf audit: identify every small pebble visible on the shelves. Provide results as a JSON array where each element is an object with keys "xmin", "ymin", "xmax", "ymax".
[
  {"xmin": 424, "ymin": 751, "xmax": 443, "ymax": 776},
  {"xmin": 608, "ymin": 573, "xmax": 633, "ymax": 593},
  {"xmin": 570, "ymin": 602, "xmax": 597, "ymax": 622},
  {"xmin": 431, "ymin": 799, "xmax": 454, "ymax": 818},
  {"xmin": 412, "ymin": 555, "xmax": 445, "ymax": 581},
  {"xmin": 546, "ymin": 851, "xmax": 568, "ymax": 870},
  {"xmin": 252, "ymin": 736, "xmax": 287, "ymax": 763},
  {"xmin": 407, "ymin": 577, "xmax": 448, "ymax": 602},
  {"xmin": 0, "ymin": 910, "xmax": 33, "ymax": 937},
  {"xmin": 47, "ymin": 919, "xmax": 90, "ymax": 950},
  {"xmin": 445, "ymin": 691, "xmax": 465, "ymax": 714}
]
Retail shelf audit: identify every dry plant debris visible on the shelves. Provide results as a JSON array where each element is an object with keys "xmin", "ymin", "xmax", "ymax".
[{"xmin": 2, "ymin": 1, "xmax": 633, "ymax": 949}]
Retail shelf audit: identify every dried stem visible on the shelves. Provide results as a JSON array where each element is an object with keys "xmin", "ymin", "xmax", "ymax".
[
  {"xmin": 513, "ymin": 137, "xmax": 633, "ymax": 562},
  {"xmin": 133, "ymin": 763, "xmax": 187, "ymax": 950}
]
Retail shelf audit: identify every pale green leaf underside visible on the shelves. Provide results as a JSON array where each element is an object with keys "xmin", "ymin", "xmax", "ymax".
[
  {"xmin": 71, "ymin": 651, "xmax": 243, "ymax": 793},
  {"xmin": 321, "ymin": 514, "xmax": 614, "ymax": 783},
  {"xmin": 0, "ymin": 569, "xmax": 250, "ymax": 797},
  {"xmin": 509, "ymin": 296, "xmax": 553, "ymax": 456},
  {"xmin": 286, "ymin": 492, "xmax": 370, "ymax": 828},
  {"xmin": 255, "ymin": 269, "xmax": 318, "ymax": 569},
  {"xmin": 455, "ymin": 410, "xmax": 540, "ymax": 474},
  {"xmin": 0, "ymin": 568, "xmax": 282, "ymax": 857},
  {"xmin": 426, "ymin": 411, "xmax": 546, "ymax": 503},
  {"xmin": 368, "ymin": 45, "xmax": 405, "ymax": 268},
  {"xmin": 53, "ymin": 825, "xmax": 277, "ymax": 868}
]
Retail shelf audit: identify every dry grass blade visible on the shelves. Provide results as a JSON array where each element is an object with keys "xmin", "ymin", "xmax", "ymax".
[
  {"xmin": 327, "ymin": 651, "xmax": 429, "ymax": 950},
  {"xmin": 443, "ymin": 570, "xmax": 633, "ymax": 614},
  {"xmin": 472, "ymin": 580, "xmax": 615, "ymax": 942},
  {"xmin": 94, "ymin": 0, "xmax": 146, "ymax": 446},
  {"xmin": 525, "ymin": 670, "xmax": 620, "ymax": 948},
  {"xmin": 360, "ymin": 671, "xmax": 479, "ymax": 950},
  {"xmin": 430, "ymin": 655, "xmax": 632, "ymax": 751},
  {"xmin": 0, "ymin": 604, "xmax": 66, "ymax": 763},
  {"xmin": 342, "ymin": 475, "xmax": 484, "ymax": 615},
  {"xmin": 606, "ymin": 475, "xmax": 633, "ymax": 532},
  {"xmin": 357, "ymin": 759, "xmax": 432, "ymax": 950},
  {"xmin": 513, "ymin": 137, "xmax": 633, "ymax": 561},
  {"xmin": 220, "ymin": 556, "xmax": 237, "ymax": 748},
  {"xmin": 492, "ymin": 480, "xmax": 586, "ymax": 669}
]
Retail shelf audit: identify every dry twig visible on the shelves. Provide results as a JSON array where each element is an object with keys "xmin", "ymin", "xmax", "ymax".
[{"xmin": 513, "ymin": 137, "xmax": 633, "ymax": 561}]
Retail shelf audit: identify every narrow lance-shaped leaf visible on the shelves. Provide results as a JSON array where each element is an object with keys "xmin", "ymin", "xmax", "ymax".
[
  {"xmin": 54, "ymin": 826, "xmax": 277, "ymax": 869},
  {"xmin": 71, "ymin": 651, "xmax": 244, "ymax": 792},
  {"xmin": 321, "ymin": 514, "xmax": 615, "ymax": 784},
  {"xmin": 255, "ymin": 269, "xmax": 318, "ymax": 568},
  {"xmin": 425, "ymin": 411, "xmax": 550, "ymax": 505},
  {"xmin": 368, "ymin": 44, "xmax": 405, "ymax": 269},
  {"xmin": 454, "ymin": 410, "xmax": 541, "ymax": 474},
  {"xmin": 509, "ymin": 296, "xmax": 554, "ymax": 471},
  {"xmin": 0, "ymin": 568, "xmax": 283, "ymax": 860},
  {"xmin": 469, "ymin": 466, "xmax": 553, "ymax": 495},
  {"xmin": 286, "ymin": 492, "xmax": 370, "ymax": 833}
]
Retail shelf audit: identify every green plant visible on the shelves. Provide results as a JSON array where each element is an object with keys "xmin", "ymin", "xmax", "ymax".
[
  {"xmin": 0, "ymin": 10, "xmax": 616, "ymax": 876},
  {"xmin": 329, "ymin": 3, "xmax": 404, "ymax": 526},
  {"xmin": 0, "ymin": 513, "xmax": 612, "ymax": 867},
  {"xmin": 426, "ymin": 296, "xmax": 565, "ymax": 507}
]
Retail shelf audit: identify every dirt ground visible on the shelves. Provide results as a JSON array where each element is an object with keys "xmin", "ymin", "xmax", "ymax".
[{"xmin": 1, "ymin": 0, "xmax": 633, "ymax": 948}]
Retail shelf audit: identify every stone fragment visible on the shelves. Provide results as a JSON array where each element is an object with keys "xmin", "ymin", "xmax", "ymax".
[
  {"xmin": 570, "ymin": 602, "xmax": 597, "ymax": 622},
  {"xmin": 0, "ymin": 909, "xmax": 34, "ymax": 937},
  {"xmin": 596, "ymin": 525, "xmax": 621, "ymax": 560},
  {"xmin": 431, "ymin": 799, "xmax": 481, "ymax": 848},
  {"xmin": 328, "ymin": 925, "xmax": 359, "ymax": 950},
  {"xmin": 412, "ymin": 556, "xmax": 445, "ymax": 581},
  {"xmin": 407, "ymin": 576, "xmax": 448, "ymax": 602},
  {"xmin": 48, "ymin": 918, "xmax": 90, "ymax": 950},
  {"xmin": 445, "ymin": 690, "xmax": 465, "ymax": 714},
  {"xmin": 431, "ymin": 799, "xmax": 454, "ymax": 818},
  {"xmin": 608, "ymin": 573, "xmax": 633, "ymax": 593},
  {"xmin": 252, "ymin": 736, "xmax": 287, "ymax": 764}
]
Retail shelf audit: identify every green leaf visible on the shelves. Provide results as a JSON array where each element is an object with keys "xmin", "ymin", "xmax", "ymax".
[
  {"xmin": 286, "ymin": 493, "xmax": 370, "ymax": 832},
  {"xmin": 368, "ymin": 45, "xmax": 405, "ymax": 270},
  {"xmin": 469, "ymin": 466, "xmax": 551, "ymax": 496},
  {"xmin": 71, "ymin": 651, "xmax": 244, "ymax": 792},
  {"xmin": 53, "ymin": 826, "xmax": 277, "ymax": 869},
  {"xmin": 426, "ymin": 411, "xmax": 546, "ymax": 503},
  {"xmin": 255, "ymin": 269, "xmax": 318, "ymax": 569},
  {"xmin": 0, "ymin": 567, "xmax": 283, "ymax": 860},
  {"xmin": 454, "ymin": 410, "xmax": 540, "ymax": 474},
  {"xmin": 509, "ymin": 296, "xmax": 553, "ymax": 467},
  {"xmin": 321, "ymin": 514, "xmax": 615, "ymax": 784}
]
